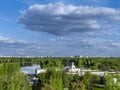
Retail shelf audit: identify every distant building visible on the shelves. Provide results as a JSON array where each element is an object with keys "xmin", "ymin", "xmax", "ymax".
[
  {"xmin": 65, "ymin": 62, "xmax": 80, "ymax": 73},
  {"xmin": 64, "ymin": 62, "xmax": 105, "ymax": 76},
  {"xmin": 35, "ymin": 69, "xmax": 46, "ymax": 75}
]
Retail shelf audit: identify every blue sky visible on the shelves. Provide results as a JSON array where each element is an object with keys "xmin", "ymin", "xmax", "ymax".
[{"xmin": 0, "ymin": 0, "xmax": 120, "ymax": 57}]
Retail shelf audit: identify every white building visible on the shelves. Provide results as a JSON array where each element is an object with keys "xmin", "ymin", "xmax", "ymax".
[
  {"xmin": 65, "ymin": 62, "xmax": 80, "ymax": 73},
  {"xmin": 35, "ymin": 69, "xmax": 46, "ymax": 74},
  {"xmin": 65, "ymin": 62, "xmax": 105, "ymax": 76}
]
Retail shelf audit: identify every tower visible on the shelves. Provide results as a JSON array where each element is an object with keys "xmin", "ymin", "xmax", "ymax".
[{"xmin": 71, "ymin": 62, "xmax": 76, "ymax": 72}]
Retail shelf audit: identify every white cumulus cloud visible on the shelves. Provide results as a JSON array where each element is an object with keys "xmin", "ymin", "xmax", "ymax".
[{"xmin": 18, "ymin": 3, "xmax": 120, "ymax": 35}]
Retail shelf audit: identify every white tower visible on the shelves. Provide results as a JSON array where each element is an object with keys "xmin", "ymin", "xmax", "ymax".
[{"xmin": 71, "ymin": 62, "xmax": 76, "ymax": 72}]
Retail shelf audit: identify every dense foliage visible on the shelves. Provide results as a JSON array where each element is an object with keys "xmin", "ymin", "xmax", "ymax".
[
  {"xmin": 0, "ymin": 57, "xmax": 120, "ymax": 90},
  {"xmin": 0, "ymin": 57, "xmax": 120, "ymax": 70},
  {"xmin": 0, "ymin": 62, "xmax": 32, "ymax": 90}
]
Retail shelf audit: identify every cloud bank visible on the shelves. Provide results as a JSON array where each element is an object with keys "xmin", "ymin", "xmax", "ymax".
[
  {"xmin": 0, "ymin": 35, "xmax": 120, "ymax": 57},
  {"xmin": 18, "ymin": 3, "xmax": 120, "ymax": 35},
  {"xmin": 0, "ymin": 36, "xmax": 47, "ymax": 56}
]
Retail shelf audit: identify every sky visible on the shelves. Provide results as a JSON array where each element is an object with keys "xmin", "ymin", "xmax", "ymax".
[{"xmin": 0, "ymin": 0, "xmax": 120, "ymax": 57}]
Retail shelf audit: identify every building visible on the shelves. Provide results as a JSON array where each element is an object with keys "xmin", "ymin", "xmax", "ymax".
[
  {"xmin": 65, "ymin": 62, "xmax": 105, "ymax": 76},
  {"xmin": 35, "ymin": 69, "xmax": 46, "ymax": 75}
]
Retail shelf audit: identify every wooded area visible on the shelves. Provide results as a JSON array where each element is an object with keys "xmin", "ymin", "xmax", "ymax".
[{"xmin": 0, "ymin": 57, "xmax": 120, "ymax": 90}]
